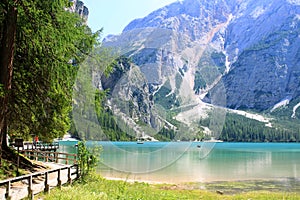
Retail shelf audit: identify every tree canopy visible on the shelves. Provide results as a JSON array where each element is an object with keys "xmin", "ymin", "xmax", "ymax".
[{"xmin": 0, "ymin": 0, "xmax": 99, "ymax": 148}]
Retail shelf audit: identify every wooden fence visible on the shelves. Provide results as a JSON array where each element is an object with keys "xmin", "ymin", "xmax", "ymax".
[
  {"xmin": 21, "ymin": 150, "xmax": 77, "ymax": 165},
  {"xmin": 0, "ymin": 164, "xmax": 79, "ymax": 200}
]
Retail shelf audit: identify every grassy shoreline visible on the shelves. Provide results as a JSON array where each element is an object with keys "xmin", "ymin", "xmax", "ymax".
[{"xmin": 39, "ymin": 174, "xmax": 300, "ymax": 200}]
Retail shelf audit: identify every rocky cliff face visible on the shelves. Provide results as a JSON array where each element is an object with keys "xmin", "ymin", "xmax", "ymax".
[
  {"xmin": 102, "ymin": 0, "xmax": 300, "ymax": 130},
  {"xmin": 100, "ymin": 57, "xmax": 164, "ymax": 138},
  {"xmin": 221, "ymin": 0, "xmax": 300, "ymax": 110}
]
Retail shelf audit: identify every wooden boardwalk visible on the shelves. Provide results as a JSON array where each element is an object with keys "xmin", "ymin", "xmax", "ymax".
[
  {"xmin": 0, "ymin": 148, "xmax": 78, "ymax": 200},
  {"xmin": 0, "ymin": 163, "xmax": 78, "ymax": 200},
  {"xmin": 0, "ymin": 141, "xmax": 79, "ymax": 199}
]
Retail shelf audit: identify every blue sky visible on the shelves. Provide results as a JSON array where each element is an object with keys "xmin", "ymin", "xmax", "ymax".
[{"xmin": 83, "ymin": 0, "xmax": 176, "ymax": 38}]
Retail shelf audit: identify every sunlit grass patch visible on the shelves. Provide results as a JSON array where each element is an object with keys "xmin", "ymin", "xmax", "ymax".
[{"xmin": 39, "ymin": 174, "xmax": 300, "ymax": 200}]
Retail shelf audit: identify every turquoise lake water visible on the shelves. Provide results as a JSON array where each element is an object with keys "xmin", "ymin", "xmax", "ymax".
[{"xmin": 59, "ymin": 141, "xmax": 300, "ymax": 183}]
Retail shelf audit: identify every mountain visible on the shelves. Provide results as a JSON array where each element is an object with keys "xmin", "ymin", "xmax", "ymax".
[
  {"xmin": 221, "ymin": 0, "xmax": 300, "ymax": 110},
  {"xmin": 99, "ymin": 0, "xmax": 300, "ymax": 141}
]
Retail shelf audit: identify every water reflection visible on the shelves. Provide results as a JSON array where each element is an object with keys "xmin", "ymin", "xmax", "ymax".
[
  {"xmin": 97, "ymin": 142, "xmax": 300, "ymax": 183},
  {"xmin": 99, "ymin": 142, "xmax": 191, "ymax": 173}
]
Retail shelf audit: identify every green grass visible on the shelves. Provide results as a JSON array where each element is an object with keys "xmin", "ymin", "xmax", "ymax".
[{"xmin": 39, "ymin": 174, "xmax": 300, "ymax": 200}]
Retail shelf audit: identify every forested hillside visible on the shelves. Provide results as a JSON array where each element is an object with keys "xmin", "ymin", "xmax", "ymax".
[{"xmin": 219, "ymin": 113, "xmax": 300, "ymax": 142}]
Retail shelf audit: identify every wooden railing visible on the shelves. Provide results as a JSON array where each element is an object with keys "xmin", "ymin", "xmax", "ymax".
[
  {"xmin": 23, "ymin": 142, "xmax": 59, "ymax": 151},
  {"xmin": 11, "ymin": 141, "xmax": 60, "ymax": 151},
  {"xmin": 21, "ymin": 150, "xmax": 77, "ymax": 165},
  {"xmin": 0, "ymin": 164, "xmax": 79, "ymax": 200}
]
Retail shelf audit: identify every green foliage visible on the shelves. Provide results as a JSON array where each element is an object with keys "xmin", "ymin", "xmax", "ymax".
[
  {"xmin": 266, "ymin": 98, "xmax": 300, "ymax": 141},
  {"xmin": 94, "ymin": 90, "xmax": 134, "ymax": 141},
  {"xmin": 2, "ymin": 0, "xmax": 99, "ymax": 142},
  {"xmin": 194, "ymin": 70, "xmax": 207, "ymax": 93},
  {"xmin": 77, "ymin": 141, "xmax": 102, "ymax": 180},
  {"xmin": 154, "ymin": 127, "xmax": 175, "ymax": 141}
]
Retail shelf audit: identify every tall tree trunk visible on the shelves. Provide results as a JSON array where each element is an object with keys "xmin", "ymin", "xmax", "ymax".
[{"xmin": 0, "ymin": 0, "xmax": 18, "ymax": 163}]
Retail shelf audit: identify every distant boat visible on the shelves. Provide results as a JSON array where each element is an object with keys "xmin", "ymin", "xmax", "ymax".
[
  {"xmin": 204, "ymin": 137, "xmax": 223, "ymax": 143},
  {"xmin": 137, "ymin": 139, "xmax": 144, "ymax": 144}
]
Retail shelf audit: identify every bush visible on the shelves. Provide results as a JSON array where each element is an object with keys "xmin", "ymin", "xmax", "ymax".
[{"xmin": 77, "ymin": 141, "xmax": 102, "ymax": 181}]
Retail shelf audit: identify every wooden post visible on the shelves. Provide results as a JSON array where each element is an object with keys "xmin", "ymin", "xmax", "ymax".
[
  {"xmin": 76, "ymin": 164, "xmax": 80, "ymax": 179},
  {"xmin": 55, "ymin": 152, "xmax": 58, "ymax": 163},
  {"xmin": 15, "ymin": 138, "xmax": 23, "ymax": 176},
  {"xmin": 57, "ymin": 169, "xmax": 62, "ymax": 189},
  {"xmin": 44, "ymin": 172, "xmax": 50, "ymax": 194},
  {"xmin": 74, "ymin": 154, "xmax": 77, "ymax": 164},
  {"xmin": 5, "ymin": 180, "xmax": 11, "ymax": 199},
  {"xmin": 17, "ymin": 146, "xmax": 19, "ymax": 169},
  {"xmin": 28, "ymin": 175, "xmax": 33, "ymax": 200},
  {"xmin": 35, "ymin": 151, "xmax": 38, "ymax": 161},
  {"xmin": 68, "ymin": 167, "xmax": 72, "ymax": 185}
]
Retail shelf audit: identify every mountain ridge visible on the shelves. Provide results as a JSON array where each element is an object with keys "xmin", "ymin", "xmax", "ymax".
[{"xmin": 100, "ymin": 0, "xmax": 300, "ymax": 141}]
